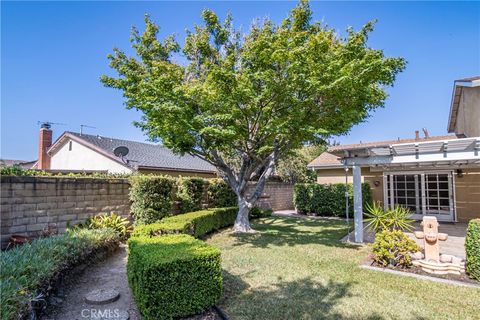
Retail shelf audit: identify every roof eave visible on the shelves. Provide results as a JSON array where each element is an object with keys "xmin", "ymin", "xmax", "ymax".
[{"xmin": 137, "ymin": 165, "xmax": 216, "ymax": 174}]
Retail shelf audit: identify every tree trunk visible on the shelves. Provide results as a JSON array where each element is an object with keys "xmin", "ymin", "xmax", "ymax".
[{"xmin": 233, "ymin": 196, "xmax": 255, "ymax": 233}]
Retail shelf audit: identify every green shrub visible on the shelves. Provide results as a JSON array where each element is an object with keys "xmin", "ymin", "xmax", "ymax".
[
  {"xmin": 365, "ymin": 202, "xmax": 415, "ymax": 233},
  {"xmin": 293, "ymin": 182, "xmax": 372, "ymax": 216},
  {"xmin": 250, "ymin": 207, "xmax": 273, "ymax": 219},
  {"xmin": 0, "ymin": 228, "xmax": 120, "ymax": 320},
  {"xmin": 372, "ymin": 229, "xmax": 420, "ymax": 268},
  {"xmin": 0, "ymin": 165, "xmax": 130, "ymax": 178},
  {"xmin": 177, "ymin": 177, "xmax": 206, "ymax": 213},
  {"xmin": 466, "ymin": 219, "xmax": 480, "ymax": 281},
  {"xmin": 207, "ymin": 178, "xmax": 237, "ymax": 207},
  {"xmin": 129, "ymin": 175, "xmax": 175, "ymax": 225},
  {"xmin": 85, "ymin": 213, "xmax": 133, "ymax": 239},
  {"xmin": 293, "ymin": 184, "xmax": 310, "ymax": 214},
  {"xmin": 127, "ymin": 234, "xmax": 222, "ymax": 320},
  {"xmin": 132, "ymin": 207, "xmax": 238, "ymax": 238}
]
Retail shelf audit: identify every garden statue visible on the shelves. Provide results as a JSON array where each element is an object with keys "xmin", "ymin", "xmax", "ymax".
[{"xmin": 412, "ymin": 216, "xmax": 464, "ymax": 275}]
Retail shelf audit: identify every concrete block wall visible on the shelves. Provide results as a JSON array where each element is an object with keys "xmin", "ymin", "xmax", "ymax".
[
  {"xmin": 0, "ymin": 176, "xmax": 130, "ymax": 249},
  {"xmin": 246, "ymin": 182, "xmax": 294, "ymax": 211},
  {"xmin": 0, "ymin": 176, "xmax": 294, "ymax": 248}
]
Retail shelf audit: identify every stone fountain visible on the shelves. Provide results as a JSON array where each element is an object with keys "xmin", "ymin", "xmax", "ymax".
[{"xmin": 412, "ymin": 216, "xmax": 465, "ymax": 275}]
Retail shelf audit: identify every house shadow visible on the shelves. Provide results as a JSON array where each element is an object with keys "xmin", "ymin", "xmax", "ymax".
[
  {"xmin": 219, "ymin": 270, "xmax": 384, "ymax": 320},
  {"xmin": 228, "ymin": 216, "xmax": 362, "ymax": 250}
]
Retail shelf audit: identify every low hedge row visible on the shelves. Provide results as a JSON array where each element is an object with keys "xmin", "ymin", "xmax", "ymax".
[
  {"xmin": 0, "ymin": 228, "xmax": 120, "ymax": 320},
  {"xmin": 128, "ymin": 206, "xmax": 272, "ymax": 319},
  {"xmin": 131, "ymin": 207, "xmax": 237, "ymax": 238},
  {"xmin": 127, "ymin": 234, "xmax": 222, "ymax": 320},
  {"xmin": 466, "ymin": 219, "xmax": 480, "ymax": 281},
  {"xmin": 293, "ymin": 182, "xmax": 372, "ymax": 216}
]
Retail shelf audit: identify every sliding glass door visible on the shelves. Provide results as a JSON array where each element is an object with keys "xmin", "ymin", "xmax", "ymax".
[{"xmin": 384, "ymin": 171, "xmax": 455, "ymax": 221}]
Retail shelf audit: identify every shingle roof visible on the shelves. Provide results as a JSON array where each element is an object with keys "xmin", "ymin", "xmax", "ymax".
[
  {"xmin": 57, "ymin": 132, "xmax": 216, "ymax": 173},
  {"xmin": 0, "ymin": 159, "xmax": 36, "ymax": 169},
  {"xmin": 307, "ymin": 152, "xmax": 342, "ymax": 168}
]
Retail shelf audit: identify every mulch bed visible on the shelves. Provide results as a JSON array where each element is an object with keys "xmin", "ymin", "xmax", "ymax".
[{"xmin": 363, "ymin": 256, "xmax": 479, "ymax": 286}]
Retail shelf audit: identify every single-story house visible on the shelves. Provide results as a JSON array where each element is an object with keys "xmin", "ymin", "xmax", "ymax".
[
  {"xmin": 308, "ymin": 76, "xmax": 480, "ymax": 241},
  {"xmin": 36, "ymin": 126, "xmax": 217, "ymax": 177},
  {"xmin": 0, "ymin": 159, "xmax": 37, "ymax": 169}
]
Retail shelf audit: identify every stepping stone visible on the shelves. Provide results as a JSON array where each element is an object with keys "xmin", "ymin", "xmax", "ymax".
[{"xmin": 84, "ymin": 288, "xmax": 120, "ymax": 305}]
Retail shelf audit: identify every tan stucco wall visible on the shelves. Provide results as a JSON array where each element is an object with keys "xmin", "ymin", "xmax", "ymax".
[
  {"xmin": 454, "ymin": 168, "xmax": 480, "ymax": 222},
  {"xmin": 454, "ymin": 86, "xmax": 480, "ymax": 137},
  {"xmin": 138, "ymin": 168, "xmax": 216, "ymax": 178}
]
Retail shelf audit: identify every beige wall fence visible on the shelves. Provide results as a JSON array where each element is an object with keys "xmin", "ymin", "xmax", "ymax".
[{"xmin": 0, "ymin": 176, "xmax": 293, "ymax": 248}]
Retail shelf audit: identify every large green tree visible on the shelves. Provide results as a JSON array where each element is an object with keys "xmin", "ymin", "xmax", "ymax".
[{"xmin": 102, "ymin": 0, "xmax": 406, "ymax": 232}]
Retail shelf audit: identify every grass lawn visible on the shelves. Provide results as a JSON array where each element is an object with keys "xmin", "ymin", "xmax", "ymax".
[{"xmin": 206, "ymin": 216, "xmax": 480, "ymax": 320}]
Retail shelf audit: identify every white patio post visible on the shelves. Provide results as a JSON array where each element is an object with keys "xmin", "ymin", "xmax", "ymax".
[{"xmin": 352, "ymin": 165, "xmax": 363, "ymax": 243}]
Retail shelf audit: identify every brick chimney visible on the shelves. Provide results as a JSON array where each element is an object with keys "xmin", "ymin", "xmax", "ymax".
[
  {"xmin": 415, "ymin": 130, "xmax": 420, "ymax": 141},
  {"xmin": 38, "ymin": 123, "xmax": 52, "ymax": 170}
]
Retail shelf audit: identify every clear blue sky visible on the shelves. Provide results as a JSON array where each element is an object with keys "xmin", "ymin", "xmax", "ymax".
[{"xmin": 2, "ymin": 1, "xmax": 479, "ymax": 161}]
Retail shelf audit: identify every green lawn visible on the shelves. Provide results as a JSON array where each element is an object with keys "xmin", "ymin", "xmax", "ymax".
[{"xmin": 206, "ymin": 216, "xmax": 479, "ymax": 320}]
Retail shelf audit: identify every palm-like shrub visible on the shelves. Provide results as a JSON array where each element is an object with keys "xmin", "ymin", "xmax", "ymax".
[{"xmin": 365, "ymin": 202, "xmax": 414, "ymax": 232}]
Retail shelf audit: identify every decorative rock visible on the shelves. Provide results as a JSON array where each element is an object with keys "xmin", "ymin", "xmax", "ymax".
[
  {"xmin": 452, "ymin": 256, "xmax": 463, "ymax": 265},
  {"xmin": 440, "ymin": 254, "xmax": 453, "ymax": 263},
  {"xmin": 84, "ymin": 288, "xmax": 120, "ymax": 305},
  {"xmin": 411, "ymin": 251, "xmax": 424, "ymax": 261}
]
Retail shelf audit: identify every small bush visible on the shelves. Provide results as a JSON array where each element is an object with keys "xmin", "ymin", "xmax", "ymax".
[
  {"xmin": 177, "ymin": 177, "xmax": 206, "ymax": 213},
  {"xmin": 85, "ymin": 213, "xmax": 133, "ymax": 239},
  {"xmin": 372, "ymin": 230, "xmax": 420, "ymax": 268},
  {"xmin": 250, "ymin": 207, "xmax": 273, "ymax": 219},
  {"xmin": 466, "ymin": 219, "xmax": 480, "ymax": 281},
  {"xmin": 127, "ymin": 234, "xmax": 222, "ymax": 320},
  {"xmin": 293, "ymin": 182, "xmax": 372, "ymax": 216},
  {"xmin": 129, "ymin": 175, "xmax": 175, "ymax": 225},
  {"xmin": 132, "ymin": 207, "xmax": 238, "ymax": 238},
  {"xmin": 0, "ymin": 229, "xmax": 120, "ymax": 320},
  {"xmin": 207, "ymin": 178, "xmax": 237, "ymax": 207}
]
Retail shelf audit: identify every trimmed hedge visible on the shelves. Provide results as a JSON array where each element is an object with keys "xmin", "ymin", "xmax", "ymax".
[
  {"xmin": 127, "ymin": 234, "xmax": 222, "ymax": 320},
  {"xmin": 132, "ymin": 207, "xmax": 238, "ymax": 238},
  {"xmin": 129, "ymin": 175, "xmax": 175, "ymax": 225},
  {"xmin": 293, "ymin": 182, "xmax": 372, "ymax": 216},
  {"xmin": 207, "ymin": 178, "xmax": 237, "ymax": 207},
  {"xmin": 466, "ymin": 219, "xmax": 480, "ymax": 281},
  {"xmin": 176, "ymin": 177, "xmax": 206, "ymax": 214},
  {"xmin": 0, "ymin": 228, "xmax": 120, "ymax": 320}
]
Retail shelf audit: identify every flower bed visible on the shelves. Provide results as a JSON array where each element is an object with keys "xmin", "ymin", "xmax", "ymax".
[{"xmin": 0, "ymin": 228, "xmax": 120, "ymax": 320}]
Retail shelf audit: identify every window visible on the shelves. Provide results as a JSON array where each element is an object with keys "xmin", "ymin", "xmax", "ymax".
[{"xmin": 68, "ymin": 141, "xmax": 72, "ymax": 151}]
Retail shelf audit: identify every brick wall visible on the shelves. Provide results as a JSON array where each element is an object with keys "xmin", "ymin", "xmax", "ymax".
[
  {"xmin": 0, "ymin": 176, "xmax": 294, "ymax": 249},
  {"xmin": 0, "ymin": 176, "xmax": 130, "ymax": 249}
]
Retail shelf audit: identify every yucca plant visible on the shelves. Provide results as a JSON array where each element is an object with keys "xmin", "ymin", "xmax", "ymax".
[
  {"xmin": 365, "ymin": 202, "xmax": 389, "ymax": 233},
  {"xmin": 365, "ymin": 202, "xmax": 414, "ymax": 232},
  {"xmin": 388, "ymin": 205, "xmax": 415, "ymax": 232}
]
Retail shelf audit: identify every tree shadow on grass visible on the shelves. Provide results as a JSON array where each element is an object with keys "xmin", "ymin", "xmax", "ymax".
[
  {"xmin": 229, "ymin": 216, "xmax": 362, "ymax": 250},
  {"xmin": 220, "ymin": 270, "xmax": 383, "ymax": 320}
]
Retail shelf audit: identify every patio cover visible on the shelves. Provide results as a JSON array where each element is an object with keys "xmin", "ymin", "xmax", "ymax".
[{"xmin": 336, "ymin": 137, "xmax": 480, "ymax": 243}]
